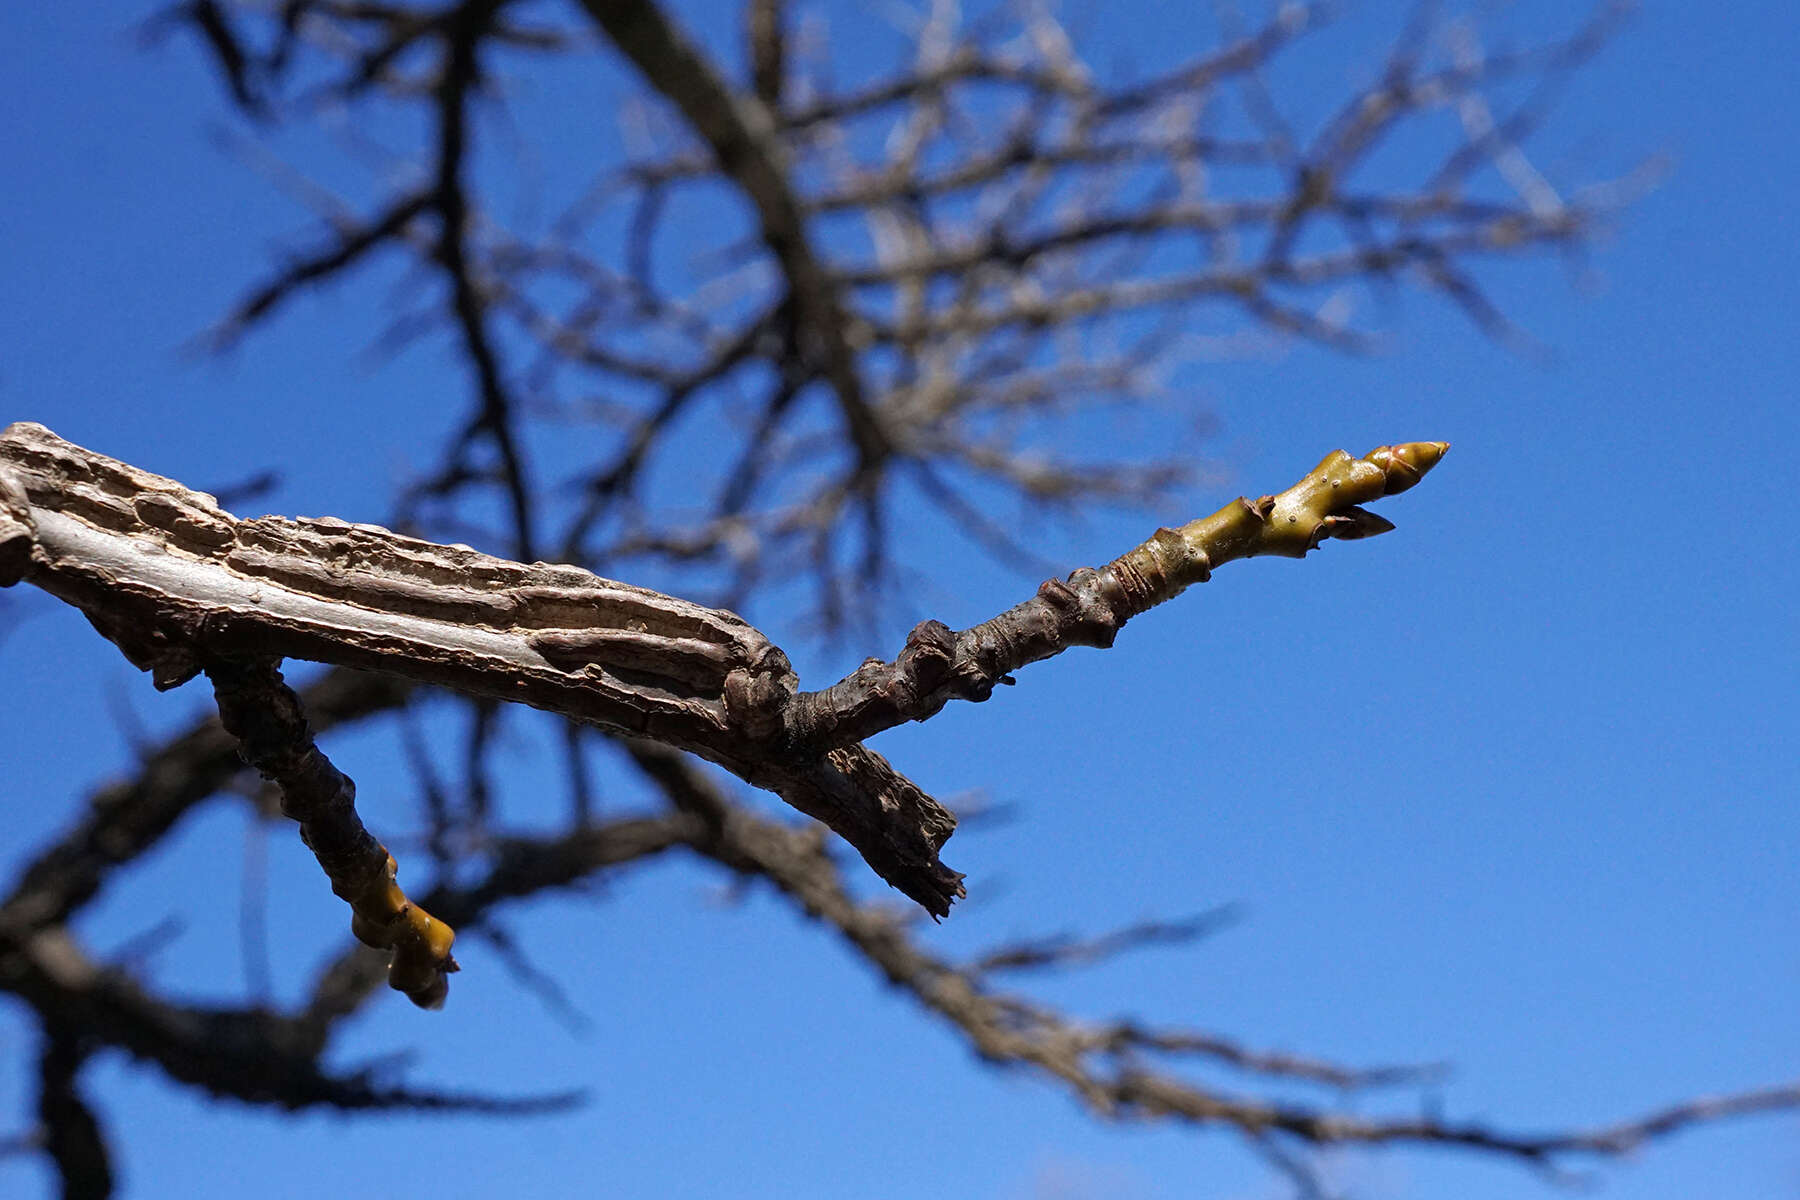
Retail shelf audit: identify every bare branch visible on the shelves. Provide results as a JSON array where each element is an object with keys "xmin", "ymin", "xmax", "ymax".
[
  {"xmin": 967, "ymin": 906, "xmax": 1244, "ymax": 975},
  {"xmin": 0, "ymin": 666, "xmax": 412, "ymax": 938},
  {"xmin": 785, "ymin": 443, "xmax": 1448, "ymax": 752},
  {"xmin": 622, "ymin": 739, "xmax": 1800, "ymax": 1169},
  {"xmin": 36, "ymin": 1025, "xmax": 113, "ymax": 1200},
  {"xmin": 210, "ymin": 191, "xmax": 433, "ymax": 346},
  {"xmin": 7, "ymin": 4, "xmax": 1758, "ymax": 1193},
  {"xmin": 581, "ymin": 0, "xmax": 889, "ymax": 469},
  {"xmin": 1, "ymin": 426, "xmax": 1447, "ymax": 924},
  {"xmin": 206, "ymin": 656, "xmax": 458, "ymax": 1008},
  {"xmin": 5, "ymin": 926, "xmax": 572, "ymax": 1114},
  {"xmin": 0, "ymin": 421, "xmax": 961, "ymax": 916}
]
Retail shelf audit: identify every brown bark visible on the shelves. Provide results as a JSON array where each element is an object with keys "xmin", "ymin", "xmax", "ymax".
[{"xmin": 0, "ymin": 421, "xmax": 963, "ymax": 917}]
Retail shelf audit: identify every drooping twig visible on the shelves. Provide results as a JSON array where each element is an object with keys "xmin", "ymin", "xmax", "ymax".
[
  {"xmin": 205, "ymin": 656, "xmax": 458, "ymax": 1008},
  {"xmin": 0, "ymin": 667, "xmax": 412, "ymax": 939}
]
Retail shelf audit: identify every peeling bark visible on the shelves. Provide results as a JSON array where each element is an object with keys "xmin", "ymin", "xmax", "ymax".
[
  {"xmin": 0, "ymin": 421, "xmax": 962, "ymax": 918},
  {"xmin": 0, "ymin": 423, "xmax": 1445, "ymax": 943}
]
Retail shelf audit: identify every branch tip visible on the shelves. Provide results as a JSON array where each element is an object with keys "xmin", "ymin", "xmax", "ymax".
[
  {"xmin": 0, "ymin": 467, "xmax": 35, "ymax": 587},
  {"xmin": 346, "ymin": 854, "xmax": 460, "ymax": 1009},
  {"xmin": 1366, "ymin": 441, "xmax": 1451, "ymax": 496},
  {"xmin": 787, "ymin": 439, "xmax": 1450, "ymax": 754},
  {"xmin": 1237, "ymin": 439, "xmax": 1451, "ymax": 559}
]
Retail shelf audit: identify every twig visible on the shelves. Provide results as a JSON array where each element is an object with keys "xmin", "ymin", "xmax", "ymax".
[
  {"xmin": 206, "ymin": 657, "xmax": 458, "ymax": 1008},
  {"xmin": 785, "ymin": 443, "xmax": 1448, "ymax": 752}
]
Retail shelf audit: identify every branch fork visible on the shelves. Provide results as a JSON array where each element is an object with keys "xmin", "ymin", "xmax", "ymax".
[{"xmin": 1, "ymin": 423, "xmax": 1445, "ymax": 1005}]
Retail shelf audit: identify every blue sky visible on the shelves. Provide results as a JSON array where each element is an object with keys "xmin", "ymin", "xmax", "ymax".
[{"xmin": 2, "ymin": 3, "xmax": 1796, "ymax": 1198}]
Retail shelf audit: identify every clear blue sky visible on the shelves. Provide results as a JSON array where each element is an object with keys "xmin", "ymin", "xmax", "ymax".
[{"xmin": 2, "ymin": 3, "xmax": 1796, "ymax": 1198}]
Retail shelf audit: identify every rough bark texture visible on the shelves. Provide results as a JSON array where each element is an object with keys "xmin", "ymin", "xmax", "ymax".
[
  {"xmin": 15, "ymin": 5, "xmax": 1795, "ymax": 1194},
  {"xmin": 0, "ymin": 420, "xmax": 963, "ymax": 916},
  {"xmin": 0, "ymin": 424, "xmax": 1448, "ymax": 932}
]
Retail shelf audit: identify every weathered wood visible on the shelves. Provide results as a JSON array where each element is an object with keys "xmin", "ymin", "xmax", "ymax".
[
  {"xmin": 1, "ymin": 422, "xmax": 1446, "ymax": 924},
  {"xmin": 0, "ymin": 422, "xmax": 964, "ymax": 915}
]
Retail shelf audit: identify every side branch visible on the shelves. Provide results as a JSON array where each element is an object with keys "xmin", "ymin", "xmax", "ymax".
[
  {"xmin": 633, "ymin": 739, "xmax": 1800, "ymax": 1173},
  {"xmin": 206, "ymin": 658, "xmax": 456, "ymax": 1008},
  {"xmin": 784, "ymin": 443, "xmax": 1448, "ymax": 752}
]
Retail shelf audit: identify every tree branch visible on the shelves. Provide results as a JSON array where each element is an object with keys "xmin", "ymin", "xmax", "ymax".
[
  {"xmin": 580, "ymin": 0, "xmax": 890, "ymax": 468},
  {"xmin": 622, "ymin": 737, "xmax": 1800, "ymax": 1172},
  {"xmin": 206, "ymin": 657, "xmax": 457, "ymax": 1008},
  {"xmin": 784, "ymin": 443, "xmax": 1448, "ymax": 752},
  {"xmin": 0, "ymin": 420, "xmax": 959, "ymax": 917},
  {"xmin": 0, "ymin": 667, "xmax": 411, "ymax": 939},
  {"xmin": 3, "ymin": 925, "xmax": 572, "ymax": 1114},
  {"xmin": 1, "ymin": 424, "xmax": 1447, "ymax": 936}
]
